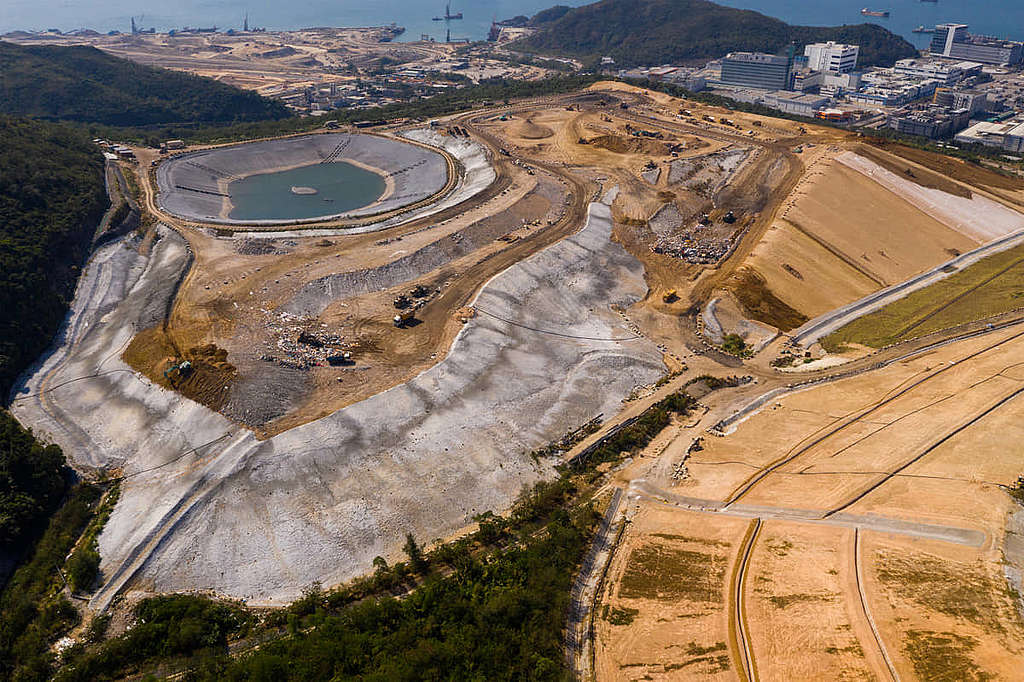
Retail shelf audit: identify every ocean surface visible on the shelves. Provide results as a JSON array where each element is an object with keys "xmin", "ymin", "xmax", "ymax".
[
  {"xmin": 714, "ymin": 0, "xmax": 1024, "ymax": 50},
  {"xmin": 1, "ymin": 0, "xmax": 1022, "ymax": 48},
  {"xmin": 0, "ymin": 0, "xmax": 590, "ymax": 42}
]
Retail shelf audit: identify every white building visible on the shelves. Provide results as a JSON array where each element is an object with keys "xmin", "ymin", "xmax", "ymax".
[
  {"xmin": 804, "ymin": 42, "xmax": 859, "ymax": 74},
  {"xmin": 893, "ymin": 58, "xmax": 982, "ymax": 87},
  {"xmin": 955, "ymin": 119, "xmax": 1024, "ymax": 152}
]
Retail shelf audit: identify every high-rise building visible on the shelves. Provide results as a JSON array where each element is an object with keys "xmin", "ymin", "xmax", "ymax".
[
  {"xmin": 720, "ymin": 52, "xmax": 792, "ymax": 90},
  {"xmin": 931, "ymin": 24, "xmax": 969, "ymax": 57},
  {"xmin": 804, "ymin": 42, "xmax": 859, "ymax": 74},
  {"xmin": 930, "ymin": 23, "xmax": 1023, "ymax": 65}
]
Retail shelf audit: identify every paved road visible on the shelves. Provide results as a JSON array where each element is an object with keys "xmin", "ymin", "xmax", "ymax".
[
  {"xmin": 629, "ymin": 480, "xmax": 986, "ymax": 547},
  {"xmin": 790, "ymin": 227, "xmax": 1024, "ymax": 347}
]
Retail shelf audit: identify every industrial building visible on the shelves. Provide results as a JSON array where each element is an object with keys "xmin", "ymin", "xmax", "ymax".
[
  {"xmin": 791, "ymin": 68, "xmax": 824, "ymax": 93},
  {"xmin": 804, "ymin": 42, "xmax": 859, "ymax": 74},
  {"xmin": 933, "ymin": 89, "xmax": 988, "ymax": 116},
  {"xmin": 893, "ymin": 58, "xmax": 983, "ymax": 87},
  {"xmin": 889, "ymin": 106, "xmax": 972, "ymax": 139},
  {"xmin": 955, "ymin": 118, "xmax": 1024, "ymax": 152},
  {"xmin": 761, "ymin": 91, "xmax": 830, "ymax": 117},
  {"xmin": 930, "ymin": 23, "xmax": 1024, "ymax": 65},
  {"xmin": 720, "ymin": 52, "xmax": 792, "ymax": 90}
]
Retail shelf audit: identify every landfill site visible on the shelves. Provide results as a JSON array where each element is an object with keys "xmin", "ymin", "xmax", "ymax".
[{"xmin": 11, "ymin": 81, "xmax": 1024, "ymax": 677}]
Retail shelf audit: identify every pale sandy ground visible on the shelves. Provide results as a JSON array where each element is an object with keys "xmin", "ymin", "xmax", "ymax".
[
  {"xmin": 839, "ymin": 151, "xmax": 1024, "ymax": 242},
  {"xmin": 595, "ymin": 323, "xmax": 1024, "ymax": 680},
  {"xmin": 746, "ymin": 152, "xmax": 980, "ymax": 320}
]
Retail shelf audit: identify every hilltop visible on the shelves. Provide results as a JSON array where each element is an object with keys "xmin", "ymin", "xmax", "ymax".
[
  {"xmin": 0, "ymin": 41, "xmax": 290, "ymax": 127},
  {"xmin": 520, "ymin": 0, "xmax": 917, "ymax": 68}
]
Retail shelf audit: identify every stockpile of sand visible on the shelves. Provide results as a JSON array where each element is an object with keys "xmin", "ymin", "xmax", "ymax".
[{"xmin": 514, "ymin": 117, "xmax": 554, "ymax": 140}]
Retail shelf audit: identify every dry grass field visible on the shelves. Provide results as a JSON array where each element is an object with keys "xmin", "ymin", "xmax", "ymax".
[
  {"xmin": 823, "ymin": 243, "xmax": 1024, "ymax": 351},
  {"xmin": 596, "ymin": 324, "xmax": 1024, "ymax": 680}
]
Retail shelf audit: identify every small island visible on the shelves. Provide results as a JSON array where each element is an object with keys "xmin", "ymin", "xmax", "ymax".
[{"xmin": 291, "ymin": 185, "xmax": 318, "ymax": 195}]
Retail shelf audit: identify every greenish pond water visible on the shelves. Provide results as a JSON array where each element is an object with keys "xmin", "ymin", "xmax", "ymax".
[{"xmin": 228, "ymin": 162, "xmax": 385, "ymax": 221}]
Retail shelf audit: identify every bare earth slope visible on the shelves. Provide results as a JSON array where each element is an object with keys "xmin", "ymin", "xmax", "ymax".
[{"xmin": 12, "ymin": 198, "xmax": 664, "ymax": 607}]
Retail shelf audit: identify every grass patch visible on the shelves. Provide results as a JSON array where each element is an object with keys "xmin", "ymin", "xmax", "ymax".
[
  {"xmin": 66, "ymin": 482, "xmax": 120, "ymax": 593},
  {"xmin": 857, "ymin": 145, "xmax": 973, "ymax": 199},
  {"xmin": 823, "ymin": 245, "xmax": 1024, "ymax": 351},
  {"xmin": 903, "ymin": 630, "xmax": 992, "ymax": 682},
  {"xmin": 619, "ymin": 544, "xmax": 727, "ymax": 603},
  {"xmin": 649, "ymin": 533, "xmax": 730, "ymax": 548},
  {"xmin": 876, "ymin": 552, "xmax": 1021, "ymax": 634},
  {"xmin": 766, "ymin": 592, "xmax": 835, "ymax": 609},
  {"xmin": 824, "ymin": 642, "xmax": 864, "ymax": 656},
  {"xmin": 605, "ymin": 605, "xmax": 640, "ymax": 626}
]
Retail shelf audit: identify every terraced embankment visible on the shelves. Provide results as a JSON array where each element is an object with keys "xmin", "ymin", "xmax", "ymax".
[{"xmin": 11, "ymin": 194, "xmax": 664, "ymax": 609}]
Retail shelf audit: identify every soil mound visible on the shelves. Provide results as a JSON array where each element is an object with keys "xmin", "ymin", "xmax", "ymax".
[
  {"xmin": 589, "ymin": 134, "xmax": 669, "ymax": 156},
  {"xmin": 514, "ymin": 118, "xmax": 554, "ymax": 140}
]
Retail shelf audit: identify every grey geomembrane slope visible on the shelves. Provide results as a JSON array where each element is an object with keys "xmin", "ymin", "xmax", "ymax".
[
  {"xmin": 12, "ymin": 200, "xmax": 663, "ymax": 608},
  {"xmin": 157, "ymin": 133, "xmax": 448, "ymax": 225}
]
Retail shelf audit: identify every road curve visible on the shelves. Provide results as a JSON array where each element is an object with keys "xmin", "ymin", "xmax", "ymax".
[
  {"xmin": 730, "ymin": 518, "xmax": 761, "ymax": 682},
  {"xmin": 854, "ymin": 528, "xmax": 900, "ymax": 682}
]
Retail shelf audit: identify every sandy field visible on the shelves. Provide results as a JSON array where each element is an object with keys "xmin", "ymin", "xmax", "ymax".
[{"xmin": 595, "ymin": 322, "xmax": 1024, "ymax": 680}]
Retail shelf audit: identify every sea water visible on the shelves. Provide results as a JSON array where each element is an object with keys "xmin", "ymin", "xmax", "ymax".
[{"xmin": 4, "ymin": 0, "xmax": 1020, "ymax": 52}]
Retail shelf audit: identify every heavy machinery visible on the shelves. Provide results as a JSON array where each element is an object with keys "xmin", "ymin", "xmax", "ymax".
[
  {"xmin": 394, "ymin": 310, "xmax": 416, "ymax": 327},
  {"xmin": 327, "ymin": 352, "xmax": 354, "ymax": 366},
  {"xmin": 662, "ymin": 290, "xmax": 678, "ymax": 304},
  {"xmin": 163, "ymin": 360, "xmax": 193, "ymax": 384}
]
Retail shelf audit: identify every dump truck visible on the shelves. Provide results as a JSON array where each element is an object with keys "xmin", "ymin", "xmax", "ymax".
[{"xmin": 394, "ymin": 310, "xmax": 415, "ymax": 327}]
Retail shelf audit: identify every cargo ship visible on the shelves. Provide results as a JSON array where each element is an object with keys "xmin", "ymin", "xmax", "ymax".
[{"xmin": 861, "ymin": 8, "xmax": 890, "ymax": 17}]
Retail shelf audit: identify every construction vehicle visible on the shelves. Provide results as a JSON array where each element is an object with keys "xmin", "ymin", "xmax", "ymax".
[
  {"xmin": 393, "ymin": 294, "xmax": 411, "ymax": 309},
  {"xmin": 163, "ymin": 360, "xmax": 193, "ymax": 384},
  {"xmin": 394, "ymin": 310, "xmax": 415, "ymax": 327},
  {"xmin": 410, "ymin": 284, "xmax": 430, "ymax": 298},
  {"xmin": 327, "ymin": 352, "xmax": 354, "ymax": 366},
  {"xmin": 662, "ymin": 289, "xmax": 678, "ymax": 304},
  {"xmin": 723, "ymin": 211, "xmax": 736, "ymax": 224}
]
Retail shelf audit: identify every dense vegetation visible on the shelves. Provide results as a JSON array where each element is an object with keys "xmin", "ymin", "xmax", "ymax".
[
  {"xmin": 55, "ymin": 482, "xmax": 596, "ymax": 681},
  {"xmin": 521, "ymin": 0, "xmax": 917, "ymax": 68},
  {"xmin": 0, "ymin": 115, "xmax": 108, "ymax": 399},
  {"xmin": 0, "ymin": 41, "xmax": 290, "ymax": 127},
  {"xmin": 0, "ymin": 410, "xmax": 68, "ymax": 551},
  {"xmin": 0, "ymin": 482, "xmax": 103, "ymax": 681},
  {"xmin": 107, "ymin": 74, "xmax": 607, "ymax": 146}
]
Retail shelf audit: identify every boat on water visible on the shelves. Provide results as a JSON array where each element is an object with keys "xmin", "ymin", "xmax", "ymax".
[
  {"xmin": 432, "ymin": 3, "xmax": 463, "ymax": 20},
  {"xmin": 861, "ymin": 8, "xmax": 890, "ymax": 17},
  {"xmin": 912, "ymin": 25, "xmax": 935, "ymax": 33}
]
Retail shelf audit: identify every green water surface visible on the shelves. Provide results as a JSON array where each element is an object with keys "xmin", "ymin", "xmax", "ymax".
[{"xmin": 228, "ymin": 162, "xmax": 385, "ymax": 221}]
